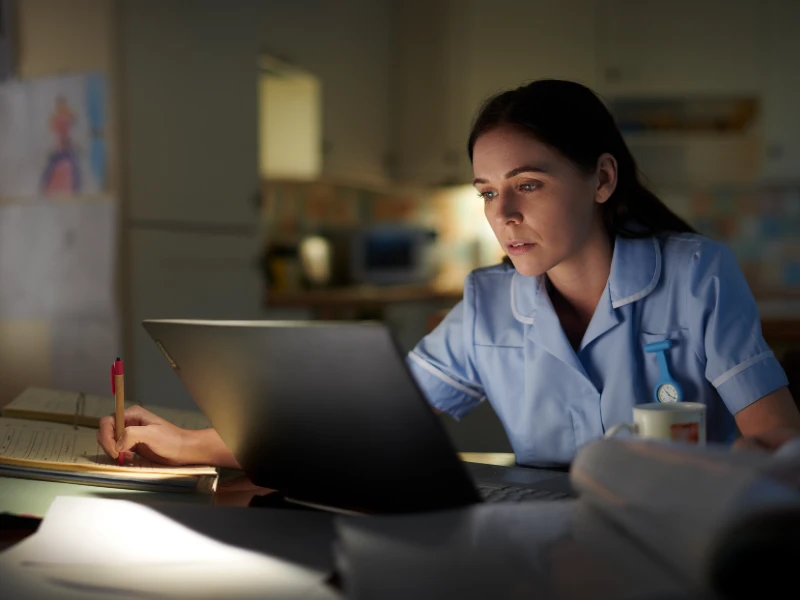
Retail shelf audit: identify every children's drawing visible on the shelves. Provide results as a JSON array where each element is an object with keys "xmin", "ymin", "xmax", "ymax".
[{"xmin": 40, "ymin": 96, "xmax": 82, "ymax": 194}]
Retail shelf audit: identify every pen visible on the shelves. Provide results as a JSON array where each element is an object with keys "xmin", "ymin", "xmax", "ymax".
[{"xmin": 111, "ymin": 357, "xmax": 125, "ymax": 466}]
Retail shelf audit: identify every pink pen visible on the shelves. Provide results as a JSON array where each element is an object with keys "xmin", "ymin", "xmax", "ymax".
[{"xmin": 111, "ymin": 358, "xmax": 125, "ymax": 466}]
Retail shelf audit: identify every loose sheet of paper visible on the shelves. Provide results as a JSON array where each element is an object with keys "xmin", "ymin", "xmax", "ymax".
[{"xmin": 0, "ymin": 497, "xmax": 329, "ymax": 599}]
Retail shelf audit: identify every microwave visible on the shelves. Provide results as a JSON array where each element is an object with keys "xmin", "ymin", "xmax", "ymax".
[{"xmin": 349, "ymin": 225, "xmax": 439, "ymax": 286}]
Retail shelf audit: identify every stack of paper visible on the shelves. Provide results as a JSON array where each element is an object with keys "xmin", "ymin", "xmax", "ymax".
[
  {"xmin": 0, "ymin": 417, "xmax": 217, "ymax": 492},
  {"xmin": 569, "ymin": 437, "xmax": 800, "ymax": 590}
]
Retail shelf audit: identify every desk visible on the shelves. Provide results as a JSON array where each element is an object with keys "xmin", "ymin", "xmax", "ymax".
[
  {"xmin": 0, "ymin": 460, "xmax": 717, "ymax": 600},
  {"xmin": 0, "ymin": 454, "xmax": 517, "ymax": 550}
]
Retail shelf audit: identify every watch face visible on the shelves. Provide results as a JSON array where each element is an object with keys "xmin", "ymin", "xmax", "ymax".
[{"xmin": 657, "ymin": 383, "xmax": 679, "ymax": 403}]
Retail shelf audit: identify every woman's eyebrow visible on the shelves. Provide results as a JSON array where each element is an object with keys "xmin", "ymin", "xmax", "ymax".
[{"xmin": 473, "ymin": 164, "xmax": 550, "ymax": 186}]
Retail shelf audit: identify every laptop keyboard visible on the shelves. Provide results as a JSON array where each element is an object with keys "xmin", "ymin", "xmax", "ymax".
[{"xmin": 477, "ymin": 484, "xmax": 572, "ymax": 503}]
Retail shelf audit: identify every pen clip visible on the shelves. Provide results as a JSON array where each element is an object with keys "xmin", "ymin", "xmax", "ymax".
[{"xmin": 110, "ymin": 363, "xmax": 116, "ymax": 394}]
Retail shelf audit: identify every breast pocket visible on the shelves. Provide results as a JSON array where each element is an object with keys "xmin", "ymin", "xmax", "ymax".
[{"xmin": 639, "ymin": 329, "xmax": 704, "ymax": 403}]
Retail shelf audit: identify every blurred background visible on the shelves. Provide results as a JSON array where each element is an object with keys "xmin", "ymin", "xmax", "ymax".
[{"xmin": 0, "ymin": 0, "xmax": 797, "ymax": 451}]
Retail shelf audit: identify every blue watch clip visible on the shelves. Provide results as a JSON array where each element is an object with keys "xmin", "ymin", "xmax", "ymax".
[{"xmin": 644, "ymin": 339, "xmax": 684, "ymax": 403}]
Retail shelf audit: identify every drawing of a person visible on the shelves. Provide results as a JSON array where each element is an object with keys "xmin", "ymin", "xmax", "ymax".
[{"xmin": 41, "ymin": 96, "xmax": 82, "ymax": 195}]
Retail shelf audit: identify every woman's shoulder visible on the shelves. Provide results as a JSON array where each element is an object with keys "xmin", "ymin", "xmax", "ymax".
[
  {"xmin": 465, "ymin": 262, "xmax": 516, "ymax": 295},
  {"xmin": 659, "ymin": 232, "xmax": 731, "ymax": 258},
  {"xmin": 658, "ymin": 232, "xmax": 738, "ymax": 276},
  {"xmin": 464, "ymin": 262, "xmax": 526, "ymax": 345},
  {"xmin": 459, "ymin": 262, "xmax": 517, "ymax": 315},
  {"xmin": 649, "ymin": 232, "xmax": 750, "ymax": 316}
]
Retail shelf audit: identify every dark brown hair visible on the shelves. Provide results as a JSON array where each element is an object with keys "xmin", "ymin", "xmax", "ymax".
[{"xmin": 468, "ymin": 79, "xmax": 695, "ymax": 242}]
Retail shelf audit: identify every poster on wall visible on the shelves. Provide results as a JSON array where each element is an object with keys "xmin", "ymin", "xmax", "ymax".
[{"xmin": 0, "ymin": 72, "xmax": 107, "ymax": 199}]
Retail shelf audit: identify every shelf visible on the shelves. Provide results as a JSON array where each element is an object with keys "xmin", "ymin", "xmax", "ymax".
[
  {"xmin": 622, "ymin": 130, "xmax": 759, "ymax": 145},
  {"xmin": 265, "ymin": 284, "xmax": 463, "ymax": 309},
  {"xmin": 265, "ymin": 286, "xmax": 800, "ymax": 342}
]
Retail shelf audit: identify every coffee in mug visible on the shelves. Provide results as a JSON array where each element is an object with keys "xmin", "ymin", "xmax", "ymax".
[{"xmin": 604, "ymin": 402, "xmax": 706, "ymax": 445}]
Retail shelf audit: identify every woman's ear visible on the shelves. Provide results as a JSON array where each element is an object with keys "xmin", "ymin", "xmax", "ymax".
[{"xmin": 594, "ymin": 153, "xmax": 618, "ymax": 205}]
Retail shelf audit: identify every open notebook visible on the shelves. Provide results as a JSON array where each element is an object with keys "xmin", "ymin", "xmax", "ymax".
[
  {"xmin": 2, "ymin": 387, "xmax": 211, "ymax": 430},
  {"xmin": 0, "ymin": 417, "xmax": 217, "ymax": 493}
]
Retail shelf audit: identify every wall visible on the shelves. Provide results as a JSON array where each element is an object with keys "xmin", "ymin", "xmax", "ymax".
[
  {"xmin": 16, "ymin": 0, "xmax": 115, "ymax": 73},
  {"xmin": 0, "ymin": 0, "xmax": 120, "ymax": 406}
]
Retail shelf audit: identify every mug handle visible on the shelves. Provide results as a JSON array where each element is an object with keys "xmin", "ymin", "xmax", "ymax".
[{"xmin": 605, "ymin": 422, "xmax": 636, "ymax": 438}]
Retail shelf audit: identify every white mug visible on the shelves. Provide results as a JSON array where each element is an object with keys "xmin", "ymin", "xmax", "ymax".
[{"xmin": 604, "ymin": 402, "xmax": 706, "ymax": 445}]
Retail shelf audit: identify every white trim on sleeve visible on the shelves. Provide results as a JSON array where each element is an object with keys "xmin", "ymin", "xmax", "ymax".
[
  {"xmin": 711, "ymin": 351, "xmax": 776, "ymax": 389},
  {"xmin": 408, "ymin": 351, "xmax": 485, "ymax": 399}
]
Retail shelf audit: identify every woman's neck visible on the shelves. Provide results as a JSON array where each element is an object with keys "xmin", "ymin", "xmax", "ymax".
[{"xmin": 546, "ymin": 225, "xmax": 614, "ymax": 335}]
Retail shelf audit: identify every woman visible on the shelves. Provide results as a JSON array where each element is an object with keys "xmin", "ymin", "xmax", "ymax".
[{"xmin": 98, "ymin": 80, "xmax": 800, "ymax": 468}]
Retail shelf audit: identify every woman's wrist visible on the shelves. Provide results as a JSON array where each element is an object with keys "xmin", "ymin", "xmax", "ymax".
[{"xmin": 184, "ymin": 428, "xmax": 241, "ymax": 469}]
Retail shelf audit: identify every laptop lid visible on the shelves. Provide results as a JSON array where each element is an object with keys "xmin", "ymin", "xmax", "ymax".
[{"xmin": 142, "ymin": 319, "xmax": 481, "ymax": 514}]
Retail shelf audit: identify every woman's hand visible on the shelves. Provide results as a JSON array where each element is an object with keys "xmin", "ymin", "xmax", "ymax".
[
  {"xmin": 97, "ymin": 405, "xmax": 195, "ymax": 466},
  {"xmin": 97, "ymin": 405, "xmax": 241, "ymax": 469},
  {"xmin": 733, "ymin": 388, "xmax": 800, "ymax": 452},
  {"xmin": 733, "ymin": 426, "xmax": 800, "ymax": 453}
]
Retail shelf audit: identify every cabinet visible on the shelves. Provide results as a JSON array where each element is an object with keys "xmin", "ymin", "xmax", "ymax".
[
  {"xmin": 462, "ymin": 0, "xmax": 598, "ymax": 106},
  {"xmin": 121, "ymin": 0, "xmax": 270, "ymax": 405},
  {"xmin": 390, "ymin": 0, "xmax": 464, "ymax": 184},
  {"xmin": 121, "ymin": 0, "xmax": 267, "ymax": 226},
  {"xmin": 392, "ymin": 0, "xmax": 597, "ymax": 185},
  {"xmin": 263, "ymin": 0, "xmax": 393, "ymax": 186},
  {"xmin": 130, "ymin": 229, "xmax": 267, "ymax": 409},
  {"xmin": 595, "ymin": 0, "xmax": 763, "ymax": 96},
  {"xmin": 760, "ymin": 0, "xmax": 800, "ymax": 183}
]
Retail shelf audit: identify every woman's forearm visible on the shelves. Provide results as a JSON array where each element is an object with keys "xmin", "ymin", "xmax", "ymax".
[{"xmin": 185, "ymin": 428, "xmax": 242, "ymax": 469}]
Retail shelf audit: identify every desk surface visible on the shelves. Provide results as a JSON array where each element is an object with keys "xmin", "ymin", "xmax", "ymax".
[
  {"xmin": 0, "ymin": 453, "xmax": 518, "ymax": 514},
  {"xmin": 0, "ymin": 453, "xmax": 518, "ymax": 550},
  {"xmin": 0, "ymin": 460, "xmax": 697, "ymax": 600}
]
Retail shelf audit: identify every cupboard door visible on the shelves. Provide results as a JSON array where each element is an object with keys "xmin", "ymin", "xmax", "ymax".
[
  {"xmin": 121, "ymin": 0, "xmax": 266, "ymax": 225},
  {"xmin": 390, "ymin": 0, "xmax": 454, "ymax": 184},
  {"xmin": 393, "ymin": 0, "xmax": 598, "ymax": 185},
  {"xmin": 463, "ymin": 0, "xmax": 598, "ymax": 100},
  {"xmin": 263, "ymin": 0, "xmax": 393, "ymax": 186},
  {"xmin": 596, "ymin": 0, "xmax": 762, "ymax": 96},
  {"xmin": 761, "ymin": 0, "xmax": 800, "ymax": 182},
  {"xmin": 130, "ymin": 229, "xmax": 266, "ymax": 409}
]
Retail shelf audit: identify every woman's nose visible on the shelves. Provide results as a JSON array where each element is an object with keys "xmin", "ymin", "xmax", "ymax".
[{"xmin": 493, "ymin": 191, "xmax": 523, "ymax": 225}]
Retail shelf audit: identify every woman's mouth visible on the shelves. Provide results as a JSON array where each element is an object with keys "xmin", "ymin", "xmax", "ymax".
[{"xmin": 507, "ymin": 242, "xmax": 535, "ymax": 256}]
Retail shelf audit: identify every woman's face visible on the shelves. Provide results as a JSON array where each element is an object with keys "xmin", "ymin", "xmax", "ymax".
[{"xmin": 472, "ymin": 125, "xmax": 613, "ymax": 278}]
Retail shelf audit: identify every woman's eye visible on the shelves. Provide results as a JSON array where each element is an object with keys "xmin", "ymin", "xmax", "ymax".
[
  {"xmin": 519, "ymin": 182, "xmax": 540, "ymax": 192},
  {"xmin": 477, "ymin": 190, "xmax": 497, "ymax": 201}
]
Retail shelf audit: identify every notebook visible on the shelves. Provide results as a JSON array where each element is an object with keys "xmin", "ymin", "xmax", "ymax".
[
  {"xmin": 569, "ymin": 438, "xmax": 800, "ymax": 588},
  {"xmin": 0, "ymin": 417, "xmax": 217, "ymax": 493},
  {"xmin": 2, "ymin": 387, "xmax": 211, "ymax": 430}
]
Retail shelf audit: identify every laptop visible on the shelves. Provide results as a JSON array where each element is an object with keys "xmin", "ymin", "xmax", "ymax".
[{"xmin": 142, "ymin": 319, "xmax": 574, "ymax": 514}]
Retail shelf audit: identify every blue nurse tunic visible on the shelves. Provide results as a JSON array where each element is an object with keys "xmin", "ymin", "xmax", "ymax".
[{"xmin": 407, "ymin": 234, "xmax": 788, "ymax": 466}]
